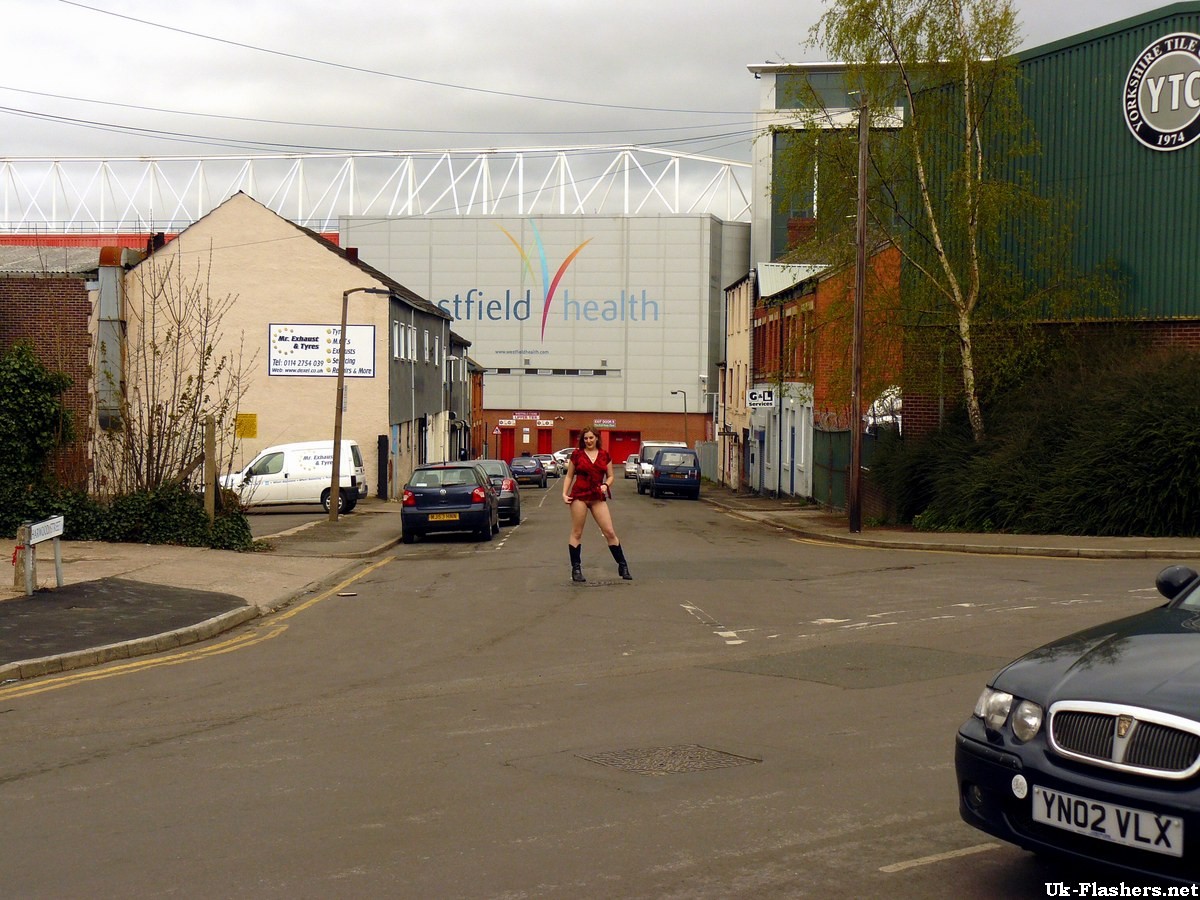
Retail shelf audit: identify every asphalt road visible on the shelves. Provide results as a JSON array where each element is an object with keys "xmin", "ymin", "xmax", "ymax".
[{"xmin": 0, "ymin": 478, "xmax": 1175, "ymax": 898}]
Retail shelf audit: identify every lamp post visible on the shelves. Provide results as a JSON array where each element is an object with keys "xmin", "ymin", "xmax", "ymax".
[
  {"xmin": 330, "ymin": 286, "xmax": 390, "ymax": 522},
  {"xmin": 670, "ymin": 390, "xmax": 689, "ymax": 447}
]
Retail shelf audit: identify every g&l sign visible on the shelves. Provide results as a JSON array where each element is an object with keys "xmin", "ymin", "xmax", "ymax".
[{"xmin": 1124, "ymin": 32, "xmax": 1200, "ymax": 151}]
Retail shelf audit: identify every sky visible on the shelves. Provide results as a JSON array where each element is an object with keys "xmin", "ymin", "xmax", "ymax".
[{"xmin": 0, "ymin": 0, "xmax": 1180, "ymax": 164}]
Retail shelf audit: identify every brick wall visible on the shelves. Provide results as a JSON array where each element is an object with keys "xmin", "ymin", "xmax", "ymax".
[
  {"xmin": 0, "ymin": 274, "xmax": 93, "ymax": 486},
  {"xmin": 902, "ymin": 319, "xmax": 1200, "ymax": 438}
]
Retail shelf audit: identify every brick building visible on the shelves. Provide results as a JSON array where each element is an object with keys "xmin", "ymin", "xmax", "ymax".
[{"xmin": 0, "ymin": 248, "xmax": 123, "ymax": 487}]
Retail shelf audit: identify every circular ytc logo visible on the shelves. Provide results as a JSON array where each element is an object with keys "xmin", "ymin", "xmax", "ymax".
[{"xmin": 1124, "ymin": 32, "xmax": 1200, "ymax": 151}]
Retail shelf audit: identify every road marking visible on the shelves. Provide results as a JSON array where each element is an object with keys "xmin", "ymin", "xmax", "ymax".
[
  {"xmin": 879, "ymin": 842, "xmax": 1001, "ymax": 873},
  {"xmin": 0, "ymin": 557, "xmax": 395, "ymax": 699}
]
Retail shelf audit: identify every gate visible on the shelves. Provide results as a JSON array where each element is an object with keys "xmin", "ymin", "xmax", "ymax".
[
  {"xmin": 812, "ymin": 427, "xmax": 883, "ymax": 511},
  {"xmin": 812, "ymin": 427, "xmax": 850, "ymax": 509}
]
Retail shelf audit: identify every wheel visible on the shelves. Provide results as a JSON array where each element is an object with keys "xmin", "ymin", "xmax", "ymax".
[
  {"xmin": 345, "ymin": 494, "xmax": 358, "ymax": 512},
  {"xmin": 540, "ymin": 476, "xmax": 547, "ymax": 488},
  {"xmin": 401, "ymin": 531, "xmax": 415, "ymax": 544},
  {"xmin": 477, "ymin": 523, "xmax": 493, "ymax": 541},
  {"xmin": 637, "ymin": 480, "xmax": 645, "ymax": 495},
  {"xmin": 651, "ymin": 486, "xmax": 659, "ymax": 498},
  {"xmin": 321, "ymin": 488, "xmax": 353, "ymax": 514},
  {"xmin": 691, "ymin": 490, "xmax": 701, "ymax": 500},
  {"xmin": 492, "ymin": 516, "xmax": 500, "ymax": 535},
  {"xmin": 510, "ymin": 506, "xmax": 521, "ymax": 525}
]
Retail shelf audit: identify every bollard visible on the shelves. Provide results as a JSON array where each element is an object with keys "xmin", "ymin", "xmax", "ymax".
[{"xmin": 15, "ymin": 522, "xmax": 35, "ymax": 596}]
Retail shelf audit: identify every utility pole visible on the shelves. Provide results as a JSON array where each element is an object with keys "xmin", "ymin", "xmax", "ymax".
[
  {"xmin": 849, "ymin": 93, "xmax": 869, "ymax": 533},
  {"xmin": 330, "ymin": 286, "xmax": 390, "ymax": 522}
]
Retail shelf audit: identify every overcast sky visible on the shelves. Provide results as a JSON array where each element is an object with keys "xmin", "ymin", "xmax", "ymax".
[{"xmin": 1, "ymin": 0, "xmax": 1178, "ymax": 163}]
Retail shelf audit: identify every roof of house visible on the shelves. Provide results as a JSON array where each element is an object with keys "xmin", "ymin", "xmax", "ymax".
[
  {"xmin": 146, "ymin": 191, "xmax": 450, "ymax": 322},
  {"xmin": 757, "ymin": 263, "xmax": 828, "ymax": 300},
  {"xmin": 0, "ymin": 246, "xmax": 105, "ymax": 275}
]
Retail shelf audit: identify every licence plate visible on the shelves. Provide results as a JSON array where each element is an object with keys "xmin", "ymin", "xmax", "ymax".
[
  {"xmin": 1032, "ymin": 785, "xmax": 1183, "ymax": 857},
  {"xmin": 669, "ymin": 473, "xmax": 688, "ymax": 479},
  {"xmin": 428, "ymin": 513, "xmax": 459, "ymax": 522}
]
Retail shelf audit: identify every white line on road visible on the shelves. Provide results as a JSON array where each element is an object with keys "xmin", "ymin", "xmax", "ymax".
[{"xmin": 879, "ymin": 842, "xmax": 1001, "ymax": 873}]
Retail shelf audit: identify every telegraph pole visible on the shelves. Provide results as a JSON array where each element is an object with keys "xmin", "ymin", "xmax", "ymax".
[{"xmin": 849, "ymin": 93, "xmax": 869, "ymax": 533}]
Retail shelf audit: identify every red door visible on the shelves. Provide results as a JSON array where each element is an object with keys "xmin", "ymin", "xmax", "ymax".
[
  {"xmin": 608, "ymin": 431, "xmax": 640, "ymax": 464},
  {"xmin": 537, "ymin": 429, "xmax": 554, "ymax": 454},
  {"xmin": 500, "ymin": 429, "xmax": 516, "ymax": 463}
]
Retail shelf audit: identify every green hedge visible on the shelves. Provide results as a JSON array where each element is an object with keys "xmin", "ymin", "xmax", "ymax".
[
  {"xmin": 0, "ymin": 482, "xmax": 256, "ymax": 551},
  {"xmin": 870, "ymin": 348, "xmax": 1200, "ymax": 537}
]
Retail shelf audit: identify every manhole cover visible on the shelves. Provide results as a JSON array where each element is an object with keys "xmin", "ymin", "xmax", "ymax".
[{"xmin": 578, "ymin": 744, "xmax": 760, "ymax": 776}]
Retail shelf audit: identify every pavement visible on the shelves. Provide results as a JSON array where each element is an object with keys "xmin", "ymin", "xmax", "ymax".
[{"xmin": 2, "ymin": 489, "xmax": 1199, "ymax": 683}]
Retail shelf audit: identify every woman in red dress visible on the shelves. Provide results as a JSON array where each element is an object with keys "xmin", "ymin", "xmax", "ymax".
[{"xmin": 561, "ymin": 427, "xmax": 631, "ymax": 582}]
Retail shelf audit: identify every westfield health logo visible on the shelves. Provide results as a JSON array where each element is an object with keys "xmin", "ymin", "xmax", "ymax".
[{"xmin": 498, "ymin": 221, "xmax": 591, "ymax": 340}]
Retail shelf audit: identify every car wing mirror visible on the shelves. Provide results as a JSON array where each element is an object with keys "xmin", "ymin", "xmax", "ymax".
[{"xmin": 1156, "ymin": 565, "xmax": 1199, "ymax": 601}]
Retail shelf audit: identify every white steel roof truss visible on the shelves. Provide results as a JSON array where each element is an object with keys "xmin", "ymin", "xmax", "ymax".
[{"xmin": 0, "ymin": 148, "xmax": 751, "ymax": 231}]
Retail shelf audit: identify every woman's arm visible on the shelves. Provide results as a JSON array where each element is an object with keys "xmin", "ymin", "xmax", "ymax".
[{"xmin": 562, "ymin": 459, "xmax": 576, "ymax": 502}]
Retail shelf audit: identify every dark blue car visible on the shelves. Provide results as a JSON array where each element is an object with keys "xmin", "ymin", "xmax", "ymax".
[
  {"xmin": 649, "ymin": 448, "xmax": 700, "ymax": 500},
  {"xmin": 508, "ymin": 455, "xmax": 547, "ymax": 488},
  {"xmin": 401, "ymin": 462, "xmax": 499, "ymax": 543},
  {"xmin": 956, "ymin": 565, "xmax": 1200, "ymax": 884}
]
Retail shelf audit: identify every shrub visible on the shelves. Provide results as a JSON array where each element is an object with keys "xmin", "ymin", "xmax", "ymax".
[{"xmin": 871, "ymin": 347, "xmax": 1200, "ymax": 536}]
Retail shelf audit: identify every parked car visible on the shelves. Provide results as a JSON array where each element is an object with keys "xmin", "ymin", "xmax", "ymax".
[
  {"xmin": 473, "ymin": 458, "xmax": 521, "ymax": 524},
  {"xmin": 534, "ymin": 454, "xmax": 560, "ymax": 478},
  {"xmin": 400, "ymin": 462, "xmax": 499, "ymax": 543},
  {"xmin": 624, "ymin": 454, "xmax": 640, "ymax": 479},
  {"xmin": 220, "ymin": 439, "xmax": 367, "ymax": 513},
  {"xmin": 636, "ymin": 441, "xmax": 688, "ymax": 494},
  {"xmin": 648, "ymin": 448, "xmax": 701, "ymax": 499},
  {"xmin": 553, "ymin": 446, "xmax": 576, "ymax": 467},
  {"xmin": 956, "ymin": 564, "xmax": 1200, "ymax": 885},
  {"xmin": 509, "ymin": 455, "xmax": 547, "ymax": 488}
]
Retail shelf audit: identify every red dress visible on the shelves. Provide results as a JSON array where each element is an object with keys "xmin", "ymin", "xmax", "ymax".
[{"xmin": 569, "ymin": 448, "xmax": 610, "ymax": 504}]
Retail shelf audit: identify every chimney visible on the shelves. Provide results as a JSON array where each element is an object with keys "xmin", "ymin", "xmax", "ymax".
[
  {"xmin": 786, "ymin": 217, "xmax": 817, "ymax": 248},
  {"xmin": 345, "ymin": 247, "xmax": 359, "ymax": 262}
]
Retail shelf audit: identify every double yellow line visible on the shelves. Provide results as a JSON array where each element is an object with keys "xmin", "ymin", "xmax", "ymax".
[{"xmin": 0, "ymin": 556, "xmax": 394, "ymax": 700}]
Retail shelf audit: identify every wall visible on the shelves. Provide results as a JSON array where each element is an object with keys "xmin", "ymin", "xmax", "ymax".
[
  {"xmin": 0, "ymin": 274, "xmax": 93, "ymax": 486},
  {"xmin": 341, "ymin": 215, "xmax": 748, "ymax": 422},
  {"xmin": 719, "ymin": 274, "xmax": 755, "ymax": 489},
  {"xmin": 125, "ymin": 193, "xmax": 395, "ymax": 490}
]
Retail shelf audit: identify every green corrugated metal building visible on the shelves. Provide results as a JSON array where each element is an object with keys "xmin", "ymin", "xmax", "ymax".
[{"xmin": 1019, "ymin": 3, "xmax": 1200, "ymax": 320}]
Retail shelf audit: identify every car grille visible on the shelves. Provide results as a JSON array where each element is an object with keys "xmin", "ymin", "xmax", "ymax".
[{"xmin": 1050, "ymin": 703, "xmax": 1200, "ymax": 779}]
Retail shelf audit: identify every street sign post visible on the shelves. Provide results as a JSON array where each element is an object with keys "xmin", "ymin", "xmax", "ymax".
[{"xmin": 16, "ymin": 515, "xmax": 66, "ymax": 596}]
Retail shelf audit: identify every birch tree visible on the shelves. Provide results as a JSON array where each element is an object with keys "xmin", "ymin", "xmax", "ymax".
[{"xmin": 787, "ymin": 0, "xmax": 1095, "ymax": 442}]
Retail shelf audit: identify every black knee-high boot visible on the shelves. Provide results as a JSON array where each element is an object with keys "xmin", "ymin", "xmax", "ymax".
[
  {"xmin": 609, "ymin": 543, "xmax": 632, "ymax": 580},
  {"xmin": 569, "ymin": 544, "xmax": 585, "ymax": 582}
]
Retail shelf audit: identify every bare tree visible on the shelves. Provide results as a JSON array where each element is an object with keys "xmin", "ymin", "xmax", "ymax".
[{"xmin": 92, "ymin": 249, "xmax": 257, "ymax": 494}]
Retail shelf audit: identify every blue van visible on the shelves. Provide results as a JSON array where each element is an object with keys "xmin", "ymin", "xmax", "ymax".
[{"xmin": 649, "ymin": 448, "xmax": 701, "ymax": 500}]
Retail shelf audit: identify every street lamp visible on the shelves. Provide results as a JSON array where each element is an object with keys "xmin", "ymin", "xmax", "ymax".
[
  {"xmin": 670, "ymin": 390, "xmax": 689, "ymax": 447},
  {"xmin": 330, "ymin": 286, "xmax": 390, "ymax": 522}
]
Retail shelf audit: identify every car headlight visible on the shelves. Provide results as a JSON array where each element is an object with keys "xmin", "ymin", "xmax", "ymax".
[
  {"xmin": 974, "ymin": 687, "xmax": 1013, "ymax": 732},
  {"xmin": 973, "ymin": 688, "xmax": 1044, "ymax": 741},
  {"xmin": 1011, "ymin": 699, "xmax": 1044, "ymax": 743}
]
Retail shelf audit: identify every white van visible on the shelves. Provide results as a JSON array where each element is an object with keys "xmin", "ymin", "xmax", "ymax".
[
  {"xmin": 635, "ymin": 440, "xmax": 688, "ymax": 495},
  {"xmin": 220, "ymin": 440, "xmax": 367, "ymax": 513}
]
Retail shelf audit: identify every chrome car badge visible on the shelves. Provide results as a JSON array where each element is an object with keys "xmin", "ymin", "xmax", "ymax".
[{"xmin": 1116, "ymin": 715, "xmax": 1134, "ymax": 738}]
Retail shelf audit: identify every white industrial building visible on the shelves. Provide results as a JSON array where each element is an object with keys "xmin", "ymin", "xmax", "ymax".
[{"xmin": 343, "ymin": 214, "xmax": 748, "ymax": 461}]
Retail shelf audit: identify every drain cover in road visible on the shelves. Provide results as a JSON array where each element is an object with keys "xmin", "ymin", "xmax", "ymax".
[
  {"xmin": 578, "ymin": 744, "xmax": 760, "ymax": 776},
  {"xmin": 708, "ymin": 644, "xmax": 1004, "ymax": 689}
]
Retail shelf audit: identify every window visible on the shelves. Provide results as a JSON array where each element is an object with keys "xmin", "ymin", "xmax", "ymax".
[
  {"xmin": 423, "ymin": 330, "xmax": 430, "ymax": 363},
  {"xmin": 433, "ymin": 335, "xmax": 440, "ymax": 367},
  {"xmin": 408, "ymin": 325, "xmax": 417, "ymax": 361},
  {"xmin": 392, "ymin": 321, "xmax": 401, "ymax": 360}
]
